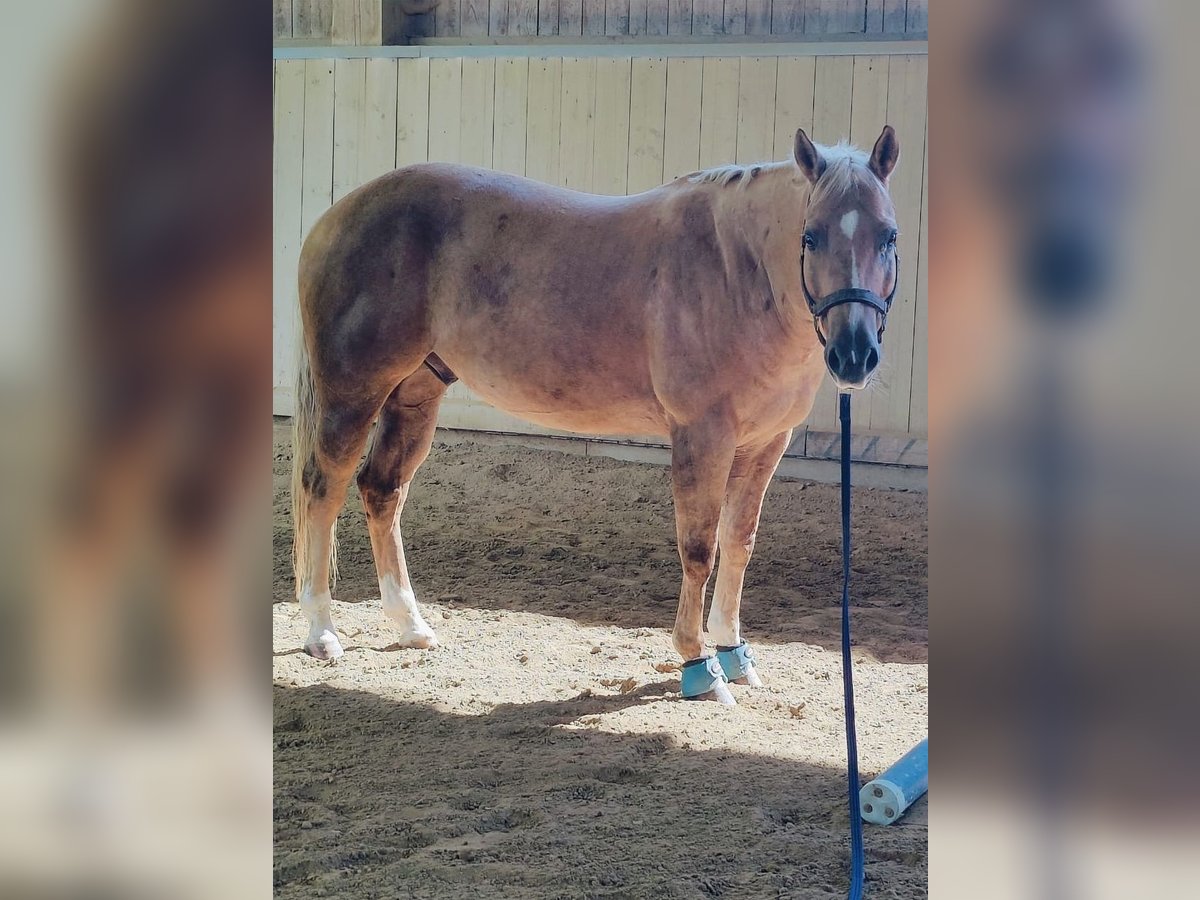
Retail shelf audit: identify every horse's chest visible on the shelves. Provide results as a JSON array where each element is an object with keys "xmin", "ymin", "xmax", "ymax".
[{"xmin": 738, "ymin": 378, "xmax": 825, "ymax": 440}]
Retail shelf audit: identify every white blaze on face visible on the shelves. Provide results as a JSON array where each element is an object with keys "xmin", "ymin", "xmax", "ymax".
[{"xmin": 840, "ymin": 210, "xmax": 860, "ymax": 287}]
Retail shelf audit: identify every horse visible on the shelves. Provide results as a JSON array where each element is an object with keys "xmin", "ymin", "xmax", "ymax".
[{"xmin": 291, "ymin": 125, "xmax": 902, "ymax": 703}]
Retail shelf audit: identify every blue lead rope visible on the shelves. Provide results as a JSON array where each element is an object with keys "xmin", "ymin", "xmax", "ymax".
[{"xmin": 839, "ymin": 391, "xmax": 865, "ymax": 899}]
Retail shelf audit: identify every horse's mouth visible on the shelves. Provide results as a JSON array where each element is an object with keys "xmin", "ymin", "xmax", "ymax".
[
  {"xmin": 834, "ymin": 380, "xmax": 870, "ymax": 392},
  {"xmin": 830, "ymin": 367, "xmax": 880, "ymax": 393}
]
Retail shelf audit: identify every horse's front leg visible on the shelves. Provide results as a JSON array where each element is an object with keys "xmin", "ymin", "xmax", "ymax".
[
  {"xmin": 707, "ymin": 430, "xmax": 791, "ymax": 688},
  {"xmin": 669, "ymin": 417, "xmax": 737, "ymax": 704}
]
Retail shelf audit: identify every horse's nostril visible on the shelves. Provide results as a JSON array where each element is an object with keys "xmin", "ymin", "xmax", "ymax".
[
  {"xmin": 826, "ymin": 345, "xmax": 842, "ymax": 375},
  {"xmin": 864, "ymin": 346, "xmax": 879, "ymax": 373}
]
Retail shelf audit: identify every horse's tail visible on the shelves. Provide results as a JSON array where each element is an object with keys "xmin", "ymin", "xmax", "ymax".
[{"xmin": 291, "ymin": 328, "xmax": 337, "ymax": 597}]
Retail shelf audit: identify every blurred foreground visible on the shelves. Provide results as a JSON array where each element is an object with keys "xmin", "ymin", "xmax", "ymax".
[
  {"xmin": 932, "ymin": 1, "xmax": 1199, "ymax": 897},
  {"xmin": 0, "ymin": 1, "xmax": 270, "ymax": 897}
]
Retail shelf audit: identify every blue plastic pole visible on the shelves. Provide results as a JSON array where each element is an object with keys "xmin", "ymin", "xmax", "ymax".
[{"xmin": 860, "ymin": 738, "xmax": 928, "ymax": 825}]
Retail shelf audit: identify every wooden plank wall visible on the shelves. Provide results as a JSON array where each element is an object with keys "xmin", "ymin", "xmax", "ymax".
[
  {"xmin": 273, "ymin": 1, "xmax": 930, "ymax": 41},
  {"xmin": 272, "ymin": 49, "xmax": 928, "ymax": 443}
]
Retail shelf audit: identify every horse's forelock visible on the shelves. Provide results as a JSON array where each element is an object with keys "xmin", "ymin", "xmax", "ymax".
[{"xmin": 808, "ymin": 143, "xmax": 883, "ymax": 211}]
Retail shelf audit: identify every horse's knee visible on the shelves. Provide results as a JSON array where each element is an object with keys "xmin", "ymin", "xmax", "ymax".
[
  {"xmin": 680, "ymin": 535, "xmax": 716, "ymax": 583},
  {"xmin": 722, "ymin": 531, "xmax": 756, "ymax": 568}
]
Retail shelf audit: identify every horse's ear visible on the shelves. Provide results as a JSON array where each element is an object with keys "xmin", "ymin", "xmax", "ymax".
[
  {"xmin": 869, "ymin": 125, "xmax": 900, "ymax": 184},
  {"xmin": 793, "ymin": 128, "xmax": 826, "ymax": 184}
]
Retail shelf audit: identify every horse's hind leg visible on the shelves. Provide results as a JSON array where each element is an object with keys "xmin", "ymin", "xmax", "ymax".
[
  {"xmin": 706, "ymin": 430, "xmax": 791, "ymax": 688},
  {"xmin": 356, "ymin": 365, "xmax": 448, "ymax": 648},
  {"xmin": 294, "ymin": 391, "xmax": 390, "ymax": 660}
]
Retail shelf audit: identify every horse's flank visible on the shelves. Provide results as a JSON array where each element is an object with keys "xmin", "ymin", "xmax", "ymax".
[{"xmin": 299, "ymin": 159, "xmax": 830, "ymax": 448}]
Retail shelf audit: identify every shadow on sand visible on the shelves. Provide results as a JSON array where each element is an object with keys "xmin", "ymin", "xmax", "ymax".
[{"xmin": 274, "ymin": 681, "xmax": 927, "ymax": 899}]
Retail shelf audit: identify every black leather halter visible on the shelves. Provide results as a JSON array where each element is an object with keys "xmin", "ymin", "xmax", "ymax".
[{"xmin": 799, "ymin": 229, "xmax": 899, "ymax": 348}]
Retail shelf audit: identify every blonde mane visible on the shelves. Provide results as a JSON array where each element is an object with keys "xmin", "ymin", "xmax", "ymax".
[
  {"xmin": 684, "ymin": 140, "xmax": 877, "ymax": 203},
  {"xmin": 685, "ymin": 160, "xmax": 789, "ymax": 188}
]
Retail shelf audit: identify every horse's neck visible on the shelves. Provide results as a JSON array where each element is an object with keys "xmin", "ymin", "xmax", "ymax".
[{"xmin": 707, "ymin": 174, "xmax": 824, "ymax": 380}]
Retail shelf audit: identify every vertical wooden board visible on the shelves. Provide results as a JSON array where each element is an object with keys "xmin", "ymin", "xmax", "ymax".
[
  {"xmin": 436, "ymin": 0, "xmax": 462, "ymax": 37},
  {"xmin": 274, "ymin": 0, "xmax": 293, "ymax": 39},
  {"xmin": 396, "ymin": 57, "xmax": 431, "ymax": 168},
  {"xmin": 667, "ymin": 0, "xmax": 692, "ymax": 35},
  {"xmin": 771, "ymin": 0, "xmax": 804, "ymax": 35},
  {"xmin": 811, "ymin": 55, "xmax": 853, "ymax": 146},
  {"xmin": 510, "ymin": 0, "xmax": 539, "ymax": 34},
  {"xmin": 849, "ymin": 55, "xmax": 893, "ymax": 426},
  {"xmin": 273, "ymin": 60, "xmax": 306, "ymax": 392},
  {"xmin": 491, "ymin": 0, "xmax": 510, "ymax": 35},
  {"xmin": 698, "ymin": 57, "xmax": 740, "ymax": 168},
  {"xmin": 735, "ymin": 57, "xmax": 777, "ymax": 164},
  {"xmin": 868, "ymin": 54, "xmax": 927, "ymax": 433},
  {"xmin": 806, "ymin": 0, "xmax": 866, "ymax": 34},
  {"xmin": 908, "ymin": 127, "xmax": 929, "ymax": 435},
  {"xmin": 773, "ymin": 55, "xmax": 816, "ymax": 159},
  {"xmin": 361, "ymin": 58, "xmax": 398, "ymax": 181},
  {"xmin": 461, "ymin": 0, "xmax": 489, "ymax": 36},
  {"xmin": 592, "ymin": 58, "xmax": 632, "ymax": 195},
  {"xmin": 645, "ymin": 0, "xmax": 669, "ymax": 34},
  {"xmin": 849, "ymin": 55, "xmax": 888, "ymax": 150},
  {"xmin": 539, "ymin": 0, "xmax": 561, "ymax": 35},
  {"xmin": 906, "ymin": 0, "xmax": 928, "ymax": 33},
  {"xmin": 746, "ymin": 0, "xmax": 772, "ymax": 34},
  {"xmin": 428, "ymin": 58, "xmax": 463, "ymax": 163},
  {"xmin": 492, "ymin": 57, "xmax": 529, "ymax": 176},
  {"xmin": 301, "ymin": 59, "xmax": 335, "ymax": 241},
  {"xmin": 605, "ymin": 0, "xmax": 630, "ymax": 35},
  {"xmin": 559, "ymin": 58, "xmax": 597, "ymax": 190},
  {"xmin": 629, "ymin": 0, "xmax": 648, "ymax": 35},
  {"xmin": 865, "ymin": 0, "xmax": 883, "ymax": 32},
  {"xmin": 459, "ymin": 58, "xmax": 496, "ymax": 168},
  {"xmin": 526, "ymin": 58, "xmax": 563, "ymax": 184},
  {"xmin": 559, "ymin": 1, "xmax": 584, "ymax": 35},
  {"xmin": 627, "ymin": 57, "xmax": 668, "ymax": 192},
  {"xmin": 807, "ymin": 54, "xmax": 854, "ymax": 430},
  {"xmin": 881, "ymin": 0, "xmax": 907, "ymax": 33},
  {"xmin": 663, "ymin": 57, "xmax": 702, "ymax": 179},
  {"xmin": 583, "ymin": 0, "xmax": 606, "ymax": 35},
  {"xmin": 332, "ymin": 59, "xmax": 365, "ymax": 202},
  {"xmin": 358, "ymin": 0, "xmax": 383, "ymax": 42},
  {"xmin": 724, "ymin": 0, "xmax": 747, "ymax": 35},
  {"xmin": 294, "ymin": 1, "xmax": 333, "ymax": 38},
  {"xmin": 330, "ymin": 0, "xmax": 357, "ymax": 45},
  {"xmin": 693, "ymin": 0, "xmax": 723, "ymax": 35}
]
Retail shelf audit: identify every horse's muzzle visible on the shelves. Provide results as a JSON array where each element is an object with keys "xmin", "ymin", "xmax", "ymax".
[{"xmin": 825, "ymin": 321, "xmax": 881, "ymax": 390}]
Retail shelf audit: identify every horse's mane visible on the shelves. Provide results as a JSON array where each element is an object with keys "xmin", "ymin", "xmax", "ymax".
[
  {"xmin": 686, "ymin": 161, "xmax": 783, "ymax": 188},
  {"xmin": 684, "ymin": 140, "xmax": 874, "ymax": 200}
]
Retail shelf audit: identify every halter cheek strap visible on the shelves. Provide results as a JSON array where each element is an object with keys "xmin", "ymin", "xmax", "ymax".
[{"xmin": 800, "ymin": 233, "xmax": 899, "ymax": 347}]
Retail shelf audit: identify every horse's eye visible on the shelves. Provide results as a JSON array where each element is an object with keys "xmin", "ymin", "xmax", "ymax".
[
  {"xmin": 884, "ymin": 231, "xmax": 898, "ymax": 251},
  {"xmin": 803, "ymin": 232, "xmax": 817, "ymax": 251}
]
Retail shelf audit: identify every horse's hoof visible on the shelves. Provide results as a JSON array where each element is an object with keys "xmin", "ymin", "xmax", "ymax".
[
  {"xmin": 394, "ymin": 627, "xmax": 439, "ymax": 650},
  {"xmin": 732, "ymin": 666, "xmax": 764, "ymax": 688},
  {"xmin": 685, "ymin": 679, "xmax": 737, "ymax": 705},
  {"xmin": 304, "ymin": 630, "xmax": 344, "ymax": 660}
]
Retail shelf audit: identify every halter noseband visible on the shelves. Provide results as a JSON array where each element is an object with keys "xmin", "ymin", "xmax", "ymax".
[{"xmin": 799, "ymin": 228, "xmax": 899, "ymax": 348}]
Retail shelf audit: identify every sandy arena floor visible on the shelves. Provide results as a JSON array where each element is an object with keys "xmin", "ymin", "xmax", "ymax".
[{"xmin": 273, "ymin": 422, "xmax": 927, "ymax": 898}]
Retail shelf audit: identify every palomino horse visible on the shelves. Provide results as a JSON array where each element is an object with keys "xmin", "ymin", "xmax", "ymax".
[{"xmin": 292, "ymin": 125, "xmax": 902, "ymax": 703}]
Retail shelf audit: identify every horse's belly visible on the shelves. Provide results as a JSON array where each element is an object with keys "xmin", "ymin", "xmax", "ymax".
[{"xmin": 443, "ymin": 358, "xmax": 669, "ymax": 439}]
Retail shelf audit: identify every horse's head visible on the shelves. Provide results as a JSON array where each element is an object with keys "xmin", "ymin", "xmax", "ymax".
[{"xmin": 793, "ymin": 126, "xmax": 900, "ymax": 391}]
